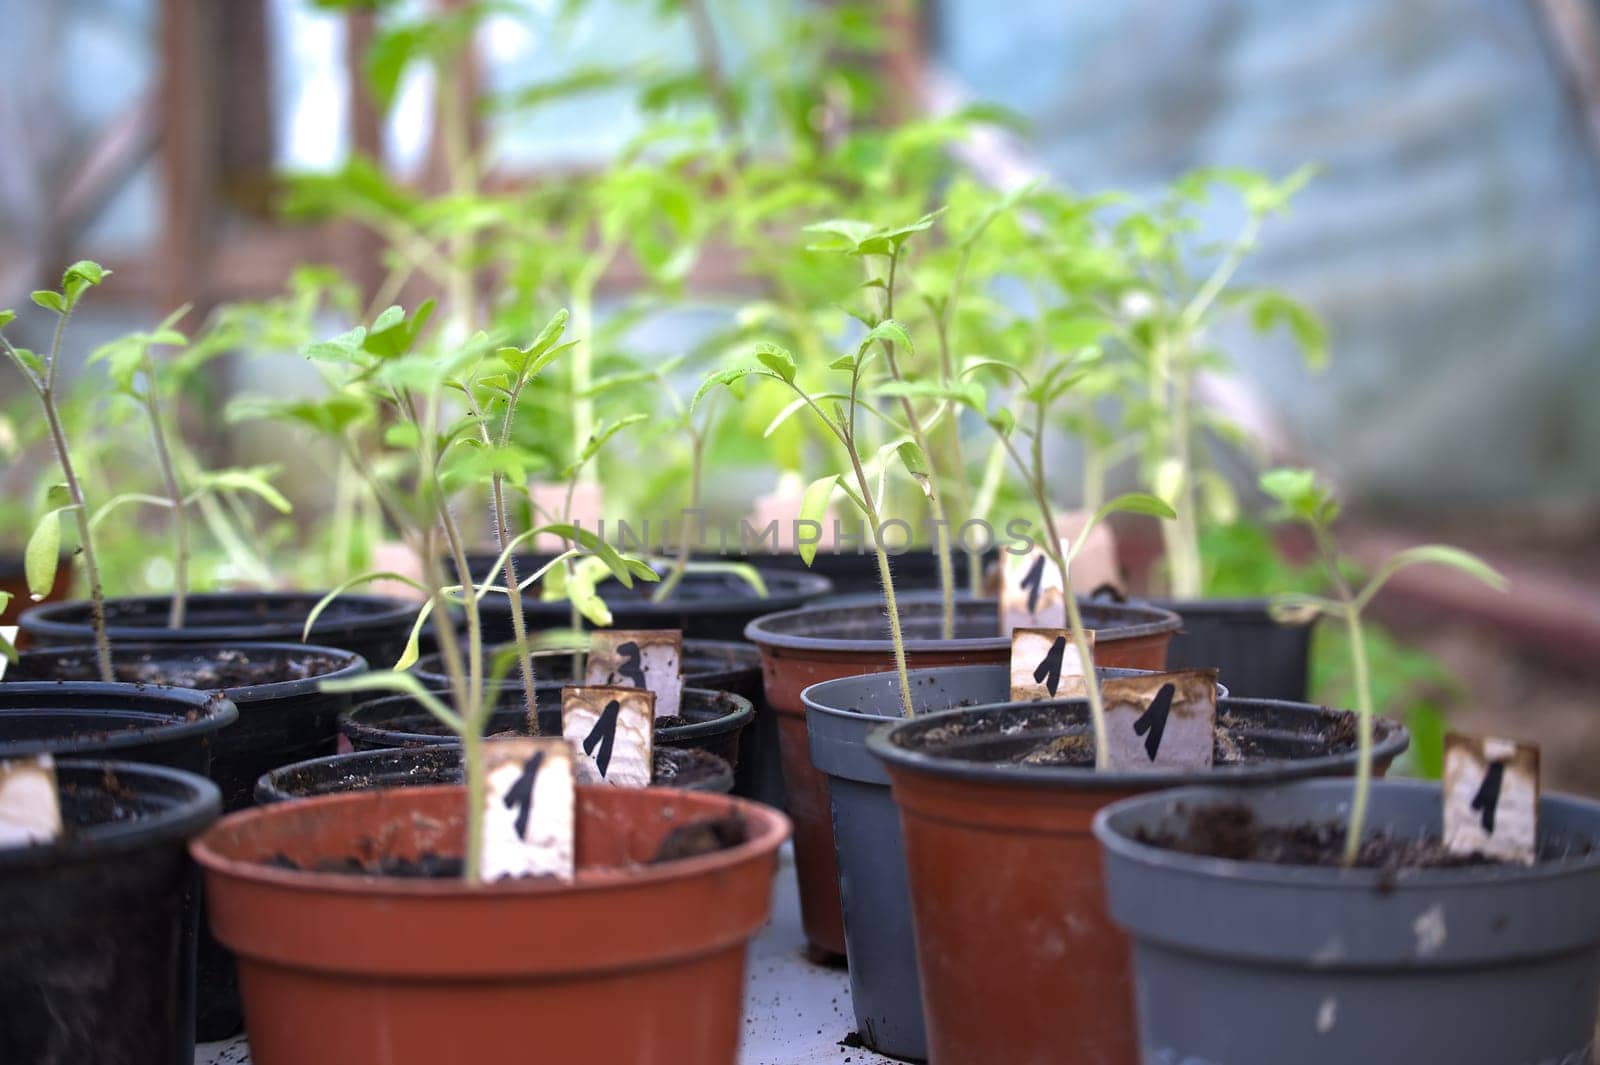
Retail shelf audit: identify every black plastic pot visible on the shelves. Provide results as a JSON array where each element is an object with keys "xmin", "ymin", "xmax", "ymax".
[
  {"xmin": 803, "ymin": 665, "xmax": 1183, "ymax": 1062},
  {"xmin": 410, "ymin": 638, "xmax": 781, "ymax": 807},
  {"xmin": 864, "ymin": 698, "xmax": 1410, "ymax": 1065},
  {"xmin": 254, "ymin": 743, "xmax": 733, "ymax": 803},
  {"xmin": 8, "ymin": 643, "xmax": 367, "ymax": 1040},
  {"xmin": 1143, "ymin": 595, "xmax": 1314, "ymax": 701},
  {"xmin": 479, "ymin": 564, "xmax": 832, "ymax": 641},
  {"xmin": 0, "ymin": 681, "xmax": 239, "ymax": 772},
  {"xmin": 18, "ymin": 592, "xmax": 417, "ymax": 671},
  {"xmin": 341, "ymin": 685, "xmax": 755, "ymax": 770},
  {"xmin": 0, "ymin": 760, "xmax": 220, "ymax": 1065},
  {"xmin": 1095, "ymin": 779, "xmax": 1600, "ymax": 1065}
]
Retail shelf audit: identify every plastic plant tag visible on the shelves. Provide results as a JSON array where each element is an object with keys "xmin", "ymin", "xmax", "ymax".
[
  {"xmin": 480, "ymin": 738, "xmax": 575, "ymax": 882},
  {"xmin": 1009, "ymin": 628, "xmax": 1095, "ymax": 701},
  {"xmin": 584, "ymin": 629, "xmax": 683, "ymax": 719},
  {"xmin": 1101, "ymin": 669, "xmax": 1218, "ymax": 771},
  {"xmin": 0, "ymin": 625, "xmax": 14, "ymax": 680},
  {"xmin": 1443, "ymin": 732, "xmax": 1539, "ymax": 865},
  {"xmin": 0, "ymin": 754, "xmax": 63, "ymax": 848},
  {"xmin": 562, "ymin": 685, "xmax": 655, "ymax": 788}
]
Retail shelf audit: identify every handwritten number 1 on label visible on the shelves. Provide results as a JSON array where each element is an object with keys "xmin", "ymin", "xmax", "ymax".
[
  {"xmin": 1020, "ymin": 554, "xmax": 1046, "ymax": 614},
  {"xmin": 583, "ymin": 699, "xmax": 622, "ymax": 778},
  {"xmin": 503, "ymin": 751, "xmax": 546, "ymax": 838},
  {"xmin": 1033, "ymin": 636, "xmax": 1068, "ymax": 697},
  {"xmin": 1131, "ymin": 683, "xmax": 1177, "ymax": 763},
  {"xmin": 1472, "ymin": 761, "xmax": 1506, "ymax": 834}
]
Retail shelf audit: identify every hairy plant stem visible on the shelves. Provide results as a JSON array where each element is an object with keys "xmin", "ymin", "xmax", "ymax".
[
  {"xmin": 4, "ymin": 320, "xmax": 114, "ymax": 680},
  {"xmin": 139, "ymin": 358, "xmax": 190, "ymax": 629},
  {"xmin": 877, "ymin": 250, "xmax": 956, "ymax": 638},
  {"xmin": 651, "ymin": 427, "xmax": 705, "ymax": 604},
  {"xmin": 848, "ymin": 447, "xmax": 914, "ymax": 719},
  {"xmin": 1310, "ymin": 526, "xmax": 1371, "ymax": 868}
]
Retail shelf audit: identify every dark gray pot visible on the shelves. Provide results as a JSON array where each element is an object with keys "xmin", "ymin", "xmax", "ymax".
[
  {"xmin": 1144, "ymin": 596, "xmax": 1313, "ymax": 701},
  {"xmin": 1094, "ymin": 779, "xmax": 1600, "ymax": 1065},
  {"xmin": 802, "ymin": 664, "xmax": 1171, "ymax": 1062}
]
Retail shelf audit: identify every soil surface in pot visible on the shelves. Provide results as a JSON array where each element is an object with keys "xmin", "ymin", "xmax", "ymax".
[
  {"xmin": 912, "ymin": 705, "xmax": 1359, "ymax": 768},
  {"xmin": 271, "ymin": 747, "xmax": 731, "ymax": 794},
  {"xmin": 16, "ymin": 647, "xmax": 347, "ymax": 689},
  {"xmin": 1134, "ymin": 802, "xmax": 1588, "ymax": 871},
  {"xmin": 264, "ymin": 812, "xmax": 749, "ymax": 878}
]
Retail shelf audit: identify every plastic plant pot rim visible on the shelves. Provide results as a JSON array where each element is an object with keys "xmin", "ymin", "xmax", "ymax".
[
  {"xmin": 15, "ymin": 641, "xmax": 369, "ymax": 704},
  {"xmin": 190, "ymin": 782, "xmax": 791, "ymax": 898},
  {"xmin": 18, "ymin": 591, "xmax": 419, "ymax": 643},
  {"xmin": 410, "ymin": 638, "xmax": 761, "ymax": 688},
  {"xmin": 864, "ymin": 696, "xmax": 1409, "ymax": 792},
  {"xmin": 1092, "ymin": 778, "xmax": 1600, "ymax": 891},
  {"xmin": 744, "ymin": 591, "xmax": 1182, "ymax": 654},
  {"xmin": 525, "ymin": 568, "xmax": 834, "ymax": 617},
  {"xmin": 0, "ymin": 758, "xmax": 222, "ymax": 871},
  {"xmin": 343, "ymin": 686, "xmax": 754, "ymax": 746},
  {"xmin": 0, "ymin": 681, "xmax": 241, "ymax": 758},
  {"xmin": 1139, "ymin": 594, "xmax": 1318, "ymax": 625}
]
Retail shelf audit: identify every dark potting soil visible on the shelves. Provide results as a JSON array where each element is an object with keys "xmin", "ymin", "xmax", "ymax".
[
  {"xmin": 935, "ymin": 709, "xmax": 1359, "ymax": 769},
  {"xmin": 279, "ymin": 748, "xmax": 726, "ymax": 794},
  {"xmin": 651, "ymin": 715, "xmax": 690, "ymax": 730},
  {"xmin": 261, "ymin": 813, "xmax": 749, "ymax": 879},
  {"xmin": 21, "ymin": 648, "xmax": 346, "ymax": 690},
  {"xmin": 1135, "ymin": 803, "xmax": 1511, "ymax": 873}
]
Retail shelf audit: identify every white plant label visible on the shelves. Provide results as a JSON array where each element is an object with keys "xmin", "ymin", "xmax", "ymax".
[
  {"xmin": 1000, "ymin": 542, "xmax": 1068, "ymax": 634},
  {"xmin": 584, "ymin": 629, "xmax": 683, "ymax": 719},
  {"xmin": 1101, "ymin": 670, "xmax": 1218, "ymax": 771},
  {"xmin": 1444, "ymin": 732, "xmax": 1538, "ymax": 865},
  {"xmin": 1009, "ymin": 628, "xmax": 1094, "ymax": 701},
  {"xmin": 0, "ymin": 754, "xmax": 63, "ymax": 848},
  {"xmin": 0, "ymin": 626, "xmax": 15, "ymax": 681},
  {"xmin": 480, "ymin": 739, "xmax": 575, "ymax": 882},
  {"xmin": 562, "ymin": 685, "xmax": 655, "ymax": 788}
]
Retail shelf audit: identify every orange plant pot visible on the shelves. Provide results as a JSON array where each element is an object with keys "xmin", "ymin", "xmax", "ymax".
[{"xmin": 192, "ymin": 785, "xmax": 789, "ymax": 1065}]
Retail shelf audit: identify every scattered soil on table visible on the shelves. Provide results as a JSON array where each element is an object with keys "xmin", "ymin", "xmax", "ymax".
[
  {"xmin": 650, "ymin": 812, "xmax": 747, "ymax": 863},
  {"xmin": 21, "ymin": 648, "xmax": 346, "ymax": 690},
  {"xmin": 1136, "ymin": 802, "xmax": 1511, "ymax": 872}
]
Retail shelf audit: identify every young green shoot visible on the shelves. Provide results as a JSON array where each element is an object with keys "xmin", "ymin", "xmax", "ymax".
[
  {"xmin": 0, "ymin": 262, "xmax": 115, "ymax": 680},
  {"xmin": 1260, "ymin": 468, "xmax": 1507, "ymax": 866},
  {"xmin": 700, "ymin": 323, "xmax": 930, "ymax": 718}
]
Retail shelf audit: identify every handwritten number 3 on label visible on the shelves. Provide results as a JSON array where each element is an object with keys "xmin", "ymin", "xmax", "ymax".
[
  {"xmin": 1471, "ymin": 760, "xmax": 1506, "ymax": 834},
  {"xmin": 1033, "ymin": 636, "xmax": 1068, "ymax": 697},
  {"xmin": 608, "ymin": 641, "xmax": 646, "ymax": 689},
  {"xmin": 583, "ymin": 699, "xmax": 623, "ymax": 778},
  {"xmin": 1131, "ymin": 683, "xmax": 1177, "ymax": 762},
  {"xmin": 1020, "ymin": 554, "xmax": 1046, "ymax": 615},
  {"xmin": 504, "ymin": 751, "xmax": 546, "ymax": 838}
]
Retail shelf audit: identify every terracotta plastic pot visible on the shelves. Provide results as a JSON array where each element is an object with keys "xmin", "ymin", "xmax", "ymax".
[
  {"xmin": 342, "ymin": 685, "xmax": 755, "ymax": 772},
  {"xmin": 1096, "ymin": 779, "xmax": 1600, "ymax": 1065},
  {"xmin": 193, "ymin": 784, "xmax": 789, "ymax": 1065},
  {"xmin": 255, "ymin": 743, "xmax": 735, "ymax": 802},
  {"xmin": 18, "ymin": 592, "xmax": 418, "ymax": 671},
  {"xmin": 802, "ymin": 665, "xmax": 1174, "ymax": 1061},
  {"xmin": 868, "ymin": 699, "xmax": 1409, "ymax": 1065},
  {"xmin": 0, "ymin": 760, "xmax": 220, "ymax": 1065},
  {"xmin": 745, "ymin": 592, "xmax": 1181, "ymax": 959},
  {"xmin": 1142, "ymin": 595, "xmax": 1314, "ymax": 701}
]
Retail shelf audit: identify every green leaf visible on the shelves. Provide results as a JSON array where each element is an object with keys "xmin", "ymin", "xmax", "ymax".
[
  {"xmin": 321, "ymin": 670, "xmax": 463, "ymax": 733},
  {"xmin": 564, "ymin": 555, "xmax": 615, "ymax": 627},
  {"xmin": 763, "ymin": 396, "xmax": 812, "ymax": 438},
  {"xmin": 194, "ymin": 467, "xmax": 293, "ymax": 514},
  {"xmin": 371, "ymin": 305, "xmax": 405, "ymax": 333},
  {"xmin": 691, "ymin": 366, "xmax": 775, "ymax": 414},
  {"xmin": 1251, "ymin": 291, "xmax": 1328, "ymax": 371},
  {"xmin": 798, "ymin": 475, "xmax": 839, "ymax": 566},
  {"xmin": 861, "ymin": 319, "xmax": 913, "ymax": 355},
  {"xmin": 1072, "ymin": 493, "xmax": 1175, "ymax": 564},
  {"xmin": 1259, "ymin": 467, "xmax": 1340, "ymax": 527},
  {"xmin": 828, "ymin": 353, "xmax": 858, "ymax": 371},
  {"xmin": 305, "ymin": 326, "xmax": 368, "ymax": 362},
  {"xmin": 896, "ymin": 441, "xmax": 933, "ymax": 497},
  {"xmin": 0, "ymin": 310, "xmax": 15, "ymax": 329},
  {"xmin": 1356, "ymin": 545, "xmax": 1507, "ymax": 613},
  {"xmin": 25, "ymin": 509, "xmax": 62, "ymax": 599},
  {"xmin": 30, "ymin": 290, "xmax": 65, "ymax": 314},
  {"xmin": 301, "ymin": 570, "xmax": 430, "ymax": 643},
  {"xmin": 393, "ymin": 598, "xmax": 436, "ymax": 671},
  {"xmin": 755, "ymin": 342, "xmax": 797, "ymax": 383}
]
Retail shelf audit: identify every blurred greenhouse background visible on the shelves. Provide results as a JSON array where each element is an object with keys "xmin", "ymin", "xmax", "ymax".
[{"xmin": 1, "ymin": 0, "xmax": 1597, "ymax": 787}]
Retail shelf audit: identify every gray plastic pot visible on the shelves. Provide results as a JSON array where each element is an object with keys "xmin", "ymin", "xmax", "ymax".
[
  {"xmin": 803, "ymin": 664, "xmax": 1177, "ymax": 1061},
  {"xmin": 1094, "ymin": 778, "xmax": 1600, "ymax": 1065}
]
